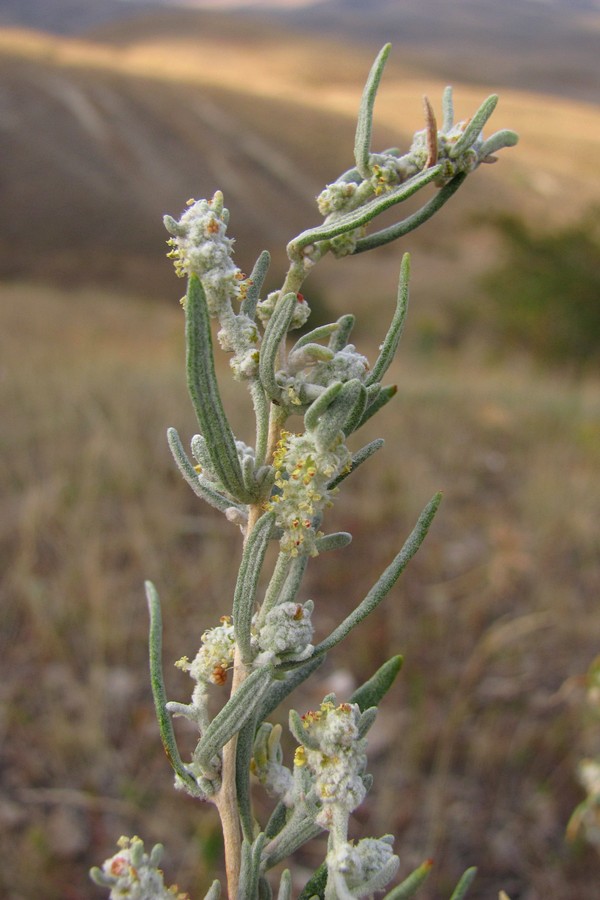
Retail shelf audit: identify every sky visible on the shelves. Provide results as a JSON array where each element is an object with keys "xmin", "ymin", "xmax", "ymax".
[{"xmin": 119, "ymin": 0, "xmax": 323, "ymax": 7}]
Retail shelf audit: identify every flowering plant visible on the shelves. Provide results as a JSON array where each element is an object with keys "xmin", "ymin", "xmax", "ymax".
[
  {"xmin": 567, "ymin": 657, "xmax": 600, "ymax": 852},
  {"xmin": 91, "ymin": 45, "xmax": 517, "ymax": 899}
]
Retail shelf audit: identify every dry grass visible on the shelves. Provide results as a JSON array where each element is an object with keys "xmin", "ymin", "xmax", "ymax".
[{"xmin": 2, "ymin": 279, "xmax": 600, "ymax": 898}]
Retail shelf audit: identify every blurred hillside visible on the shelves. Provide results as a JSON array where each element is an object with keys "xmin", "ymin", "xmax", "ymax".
[
  {"xmin": 275, "ymin": 0, "xmax": 600, "ymax": 104},
  {"xmin": 4, "ymin": 0, "xmax": 600, "ymax": 110},
  {"xmin": 0, "ymin": 0, "xmax": 158, "ymax": 34},
  {"xmin": 3, "ymin": 6, "xmax": 600, "ymax": 900},
  {"xmin": 0, "ymin": 6, "xmax": 599, "ymax": 308}
]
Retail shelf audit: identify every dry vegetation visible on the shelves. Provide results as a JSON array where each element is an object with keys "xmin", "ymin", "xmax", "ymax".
[
  {"xmin": 2, "ymin": 277, "xmax": 600, "ymax": 899},
  {"xmin": 2, "ymin": 9, "xmax": 600, "ymax": 899}
]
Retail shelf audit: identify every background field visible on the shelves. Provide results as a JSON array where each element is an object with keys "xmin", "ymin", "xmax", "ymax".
[{"xmin": 1, "ymin": 2, "xmax": 600, "ymax": 898}]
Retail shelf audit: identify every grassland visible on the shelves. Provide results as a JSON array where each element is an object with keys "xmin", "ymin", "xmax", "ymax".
[
  {"xmin": 2, "ymin": 9, "xmax": 600, "ymax": 898},
  {"xmin": 2, "ymin": 278, "xmax": 600, "ymax": 898}
]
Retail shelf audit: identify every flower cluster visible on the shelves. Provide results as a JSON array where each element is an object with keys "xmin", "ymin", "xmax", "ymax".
[
  {"xmin": 284, "ymin": 343, "xmax": 370, "ymax": 408},
  {"xmin": 268, "ymin": 431, "xmax": 351, "ymax": 557},
  {"xmin": 315, "ymin": 86, "xmax": 517, "ymax": 262},
  {"xmin": 218, "ymin": 313, "xmax": 260, "ymax": 380},
  {"xmin": 257, "ymin": 290, "xmax": 311, "ymax": 330},
  {"xmin": 328, "ymin": 835, "xmax": 400, "ymax": 899},
  {"xmin": 90, "ymin": 837, "xmax": 188, "ymax": 900},
  {"xmin": 164, "ymin": 192, "xmax": 263, "ymax": 380},
  {"xmin": 255, "ymin": 600, "xmax": 314, "ymax": 666},
  {"xmin": 176, "ymin": 616, "xmax": 236, "ymax": 688},
  {"xmin": 164, "ymin": 192, "xmax": 247, "ymax": 314},
  {"xmin": 294, "ymin": 700, "xmax": 368, "ymax": 829}
]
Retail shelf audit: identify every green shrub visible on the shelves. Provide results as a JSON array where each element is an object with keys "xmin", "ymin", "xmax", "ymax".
[{"xmin": 482, "ymin": 210, "xmax": 600, "ymax": 369}]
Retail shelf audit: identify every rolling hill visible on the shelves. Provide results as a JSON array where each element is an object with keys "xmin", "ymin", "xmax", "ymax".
[
  {"xmin": 1, "ymin": 8, "xmax": 599, "ymax": 302},
  {"xmin": 273, "ymin": 0, "xmax": 600, "ymax": 104}
]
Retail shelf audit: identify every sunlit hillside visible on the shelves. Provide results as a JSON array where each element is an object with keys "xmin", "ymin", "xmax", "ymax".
[{"xmin": 0, "ymin": 9, "xmax": 599, "ymax": 307}]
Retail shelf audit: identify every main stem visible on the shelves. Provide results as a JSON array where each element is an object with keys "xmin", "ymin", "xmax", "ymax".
[
  {"xmin": 214, "ymin": 645, "xmax": 247, "ymax": 899},
  {"xmin": 214, "ymin": 488, "xmax": 275, "ymax": 898},
  {"xmin": 214, "ymin": 304, "xmax": 292, "ymax": 896}
]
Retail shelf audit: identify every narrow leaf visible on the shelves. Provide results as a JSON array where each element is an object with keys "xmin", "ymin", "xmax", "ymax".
[
  {"xmin": 328, "ymin": 314, "xmax": 355, "ymax": 351},
  {"xmin": 356, "ymin": 384, "xmax": 397, "ymax": 430},
  {"xmin": 250, "ymin": 378, "xmax": 270, "ymax": 469},
  {"xmin": 258, "ymin": 875, "xmax": 273, "ymax": 900},
  {"xmin": 342, "ymin": 381, "xmax": 368, "ymax": 436},
  {"xmin": 263, "ymin": 810, "xmax": 322, "ymax": 870},
  {"xmin": 265, "ymin": 801, "xmax": 288, "ymax": 840},
  {"xmin": 241, "ymin": 250, "xmax": 271, "ymax": 319},
  {"xmin": 351, "ymin": 655, "xmax": 404, "ymax": 712},
  {"xmin": 289, "ymin": 709, "xmax": 321, "ymax": 750},
  {"xmin": 167, "ymin": 427, "xmax": 244, "ymax": 514},
  {"xmin": 233, "ymin": 511, "xmax": 276, "ymax": 664},
  {"xmin": 355, "ymin": 44, "xmax": 392, "ymax": 179},
  {"xmin": 186, "ymin": 275, "xmax": 251, "ymax": 501},
  {"xmin": 251, "ymin": 834, "xmax": 268, "ymax": 896},
  {"xmin": 366, "ymin": 253, "xmax": 410, "ymax": 386},
  {"xmin": 145, "ymin": 581, "xmax": 200, "ymax": 794},
  {"xmin": 236, "ymin": 714, "xmax": 259, "ymax": 843},
  {"xmin": 357, "ymin": 706, "xmax": 378, "ymax": 738},
  {"xmin": 315, "ymin": 379, "xmax": 363, "ymax": 451},
  {"xmin": 449, "ymin": 95, "xmax": 498, "ymax": 159},
  {"xmin": 259, "ymin": 293, "xmax": 296, "ymax": 403},
  {"xmin": 313, "ymin": 494, "xmax": 442, "ymax": 656},
  {"xmin": 276, "ymin": 553, "xmax": 310, "ymax": 608},
  {"xmin": 353, "ymin": 174, "xmax": 467, "ymax": 254},
  {"xmin": 382, "ymin": 859, "xmax": 433, "ymax": 899},
  {"xmin": 304, "ymin": 381, "xmax": 343, "ymax": 432},
  {"xmin": 297, "ymin": 864, "xmax": 327, "ymax": 900},
  {"xmin": 195, "ymin": 666, "xmax": 273, "ymax": 774},
  {"xmin": 266, "ymin": 655, "xmax": 326, "ymax": 709},
  {"xmin": 449, "ymin": 867, "xmax": 477, "ymax": 900},
  {"xmin": 478, "ymin": 128, "xmax": 519, "ymax": 159},
  {"xmin": 291, "ymin": 322, "xmax": 340, "ymax": 353},
  {"xmin": 313, "ymin": 531, "xmax": 352, "ymax": 554},
  {"xmin": 256, "ymin": 551, "xmax": 294, "ymax": 628},
  {"xmin": 442, "ymin": 85, "xmax": 454, "ymax": 131},
  {"xmin": 328, "ymin": 438, "xmax": 384, "ymax": 490},
  {"xmin": 276, "ymin": 870, "xmax": 293, "ymax": 900},
  {"xmin": 237, "ymin": 839, "xmax": 258, "ymax": 900}
]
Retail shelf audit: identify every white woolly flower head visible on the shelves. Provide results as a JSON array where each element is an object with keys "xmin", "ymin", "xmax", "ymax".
[
  {"xmin": 317, "ymin": 180, "xmax": 358, "ymax": 216},
  {"xmin": 294, "ymin": 700, "xmax": 368, "ymax": 828},
  {"xmin": 282, "ymin": 343, "xmax": 370, "ymax": 409},
  {"xmin": 328, "ymin": 835, "xmax": 400, "ymax": 898},
  {"xmin": 164, "ymin": 191, "xmax": 248, "ymax": 316},
  {"xmin": 257, "ymin": 290, "xmax": 311, "ymax": 329},
  {"xmin": 91, "ymin": 836, "xmax": 187, "ymax": 899},
  {"xmin": 268, "ymin": 431, "xmax": 351, "ymax": 558},
  {"xmin": 176, "ymin": 616, "xmax": 235, "ymax": 687},
  {"xmin": 310, "ymin": 344, "xmax": 369, "ymax": 388},
  {"xmin": 256, "ymin": 600, "xmax": 314, "ymax": 665}
]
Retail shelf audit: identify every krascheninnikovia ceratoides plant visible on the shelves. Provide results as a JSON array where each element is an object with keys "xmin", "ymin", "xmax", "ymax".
[
  {"xmin": 91, "ymin": 45, "xmax": 518, "ymax": 900},
  {"xmin": 567, "ymin": 657, "xmax": 600, "ymax": 853}
]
